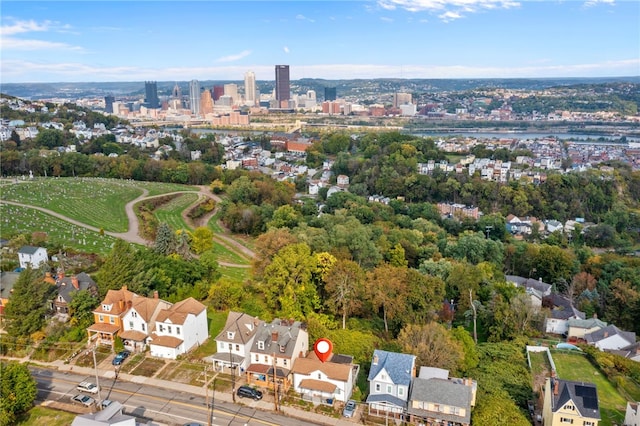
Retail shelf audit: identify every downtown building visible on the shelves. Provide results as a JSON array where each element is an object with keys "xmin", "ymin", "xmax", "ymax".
[{"xmin": 275, "ymin": 65, "xmax": 290, "ymax": 108}]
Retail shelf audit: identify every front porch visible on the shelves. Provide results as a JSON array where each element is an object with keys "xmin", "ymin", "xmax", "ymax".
[
  {"xmin": 87, "ymin": 323, "xmax": 120, "ymax": 347},
  {"xmin": 245, "ymin": 363, "xmax": 291, "ymax": 392},
  {"xmin": 119, "ymin": 330, "xmax": 148, "ymax": 353},
  {"xmin": 298, "ymin": 379, "xmax": 338, "ymax": 406}
]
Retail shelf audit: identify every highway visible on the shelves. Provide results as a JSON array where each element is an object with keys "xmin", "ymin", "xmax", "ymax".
[{"xmin": 31, "ymin": 366, "xmax": 316, "ymax": 426}]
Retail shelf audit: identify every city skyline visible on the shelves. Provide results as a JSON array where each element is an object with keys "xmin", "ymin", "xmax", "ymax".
[{"xmin": 1, "ymin": 0, "xmax": 639, "ymax": 84}]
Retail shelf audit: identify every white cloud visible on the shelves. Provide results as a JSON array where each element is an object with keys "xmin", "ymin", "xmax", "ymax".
[
  {"xmin": 283, "ymin": 46, "xmax": 290, "ymax": 53},
  {"xmin": 217, "ymin": 50, "xmax": 252, "ymax": 63},
  {"xmin": 380, "ymin": 16, "xmax": 395, "ymax": 22},
  {"xmin": 296, "ymin": 14, "xmax": 315, "ymax": 23},
  {"xmin": 0, "ymin": 19, "xmax": 51, "ymax": 36},
  {"xmin": 377, "ymin": 0, "xmax": 520, "ymax": 21},
  {"xmin": 1, "ymin": 37, "xmax": 85, "ymax": 52},
  {"xmin": 583, "ymin": 0, "xmax": 615, "ymax": 7}
]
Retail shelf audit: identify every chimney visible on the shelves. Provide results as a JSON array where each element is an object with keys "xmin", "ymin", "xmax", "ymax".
[
  {"xmin": 153, "ymin": 290, "xmax": 159, "ymax": 299},
  {"xmin": 553, "ymin": 379, "xmax": 559, "ymax": 396},
  {"xmin": 127, "ymin": 300, "xmax": 132, "ymax": 309},
  {"xmin": 373, "ymin": 355, "xmax": 379, "ymax": 365},
  {"xmin": 603, "ymin": 331, "xmax": 608, "ymax": 338},
  {"xmin": 71, "ymin": 275, "xmax": 79, "ymax": 290},
  {"xmin": 118, "ymin": 300, "xmax": 124, "ymax": 311},
  {"xmin": 272, "ymin": 330, "xmax": 279, "ymax": 342}
]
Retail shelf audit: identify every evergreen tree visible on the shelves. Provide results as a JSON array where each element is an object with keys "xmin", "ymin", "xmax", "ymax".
[
  {"xmin": 154, "ymin": 222, "xmax": 177, "ymax": 255},
  {"xmin": 5, "ymin": 268, "xmax": 54, "ymax": 339}
]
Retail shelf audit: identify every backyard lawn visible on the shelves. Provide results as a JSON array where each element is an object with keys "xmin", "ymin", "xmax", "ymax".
[
  {"xmin": 552, "ymin": 351, "xmax": 626, "ymax": 426},
  {"xmin": 16, "ymin": 406, "xmax": 76, "ymax": 426}
]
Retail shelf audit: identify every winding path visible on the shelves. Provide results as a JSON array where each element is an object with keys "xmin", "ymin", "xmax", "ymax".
[{"xmin": 1, "ymin": 184, "xmax": 255, "ymax": 268}]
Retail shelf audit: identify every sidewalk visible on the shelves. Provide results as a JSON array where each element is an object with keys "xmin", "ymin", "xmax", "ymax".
[{"xmin": 30, "ymin": 358, "xmax": 360, "ymax": 426}]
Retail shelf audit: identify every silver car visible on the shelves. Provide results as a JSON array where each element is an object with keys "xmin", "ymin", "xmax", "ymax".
[
  {"xmin": 343, "ymin": 400, "xmax": 356, "ymax": 418},
  {"xmin": 72, "ymin": 394, "xmax": 96, "ymax": 407}
]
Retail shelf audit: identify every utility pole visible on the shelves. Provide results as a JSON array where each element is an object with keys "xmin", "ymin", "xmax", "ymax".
[
  {"xmin": 205, "ymin": 365, "xmax": 211, "ymax": 426},
  {"xmin": 230, "ymin": 346, "xmax": 236, "ymax": 403},
  {"xmin": 272, "ymin": 352, "xmax": 279, "ymax": 412},
  {"xmin": 469, "ymin": 289, "xmax": 478, "ymax": 344},
  {"xmin": 91, "ymin": 346, "xmax": 103, "ymax": 405}
]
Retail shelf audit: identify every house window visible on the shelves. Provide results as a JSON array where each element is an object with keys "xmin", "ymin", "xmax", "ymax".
[
  {"xmin": 255, "ymin": 354, "xmax": 259, "ymax": 362},
  {"xmin": 176, "ymin": 327, "xmax": 180, "ymax": 335},
  {"xmin": 564, "ymin": 404, "xmax": 575, "ymax": 411},
  {"xmin": 258, "ymin": 341, "xmax": 264, "ymax": 350},
  {"xmin": 227, "ymin": 331, "xmax": 235, "ymax": 339},
  {"xmin": 132, "ymin": 312, "xmax": 137, "ymax": 317},
  {"xmin": 434, "ymin": 404, "xmax": 440, "ymax": 413},
  {"xmin": 264, "ymin": 356, "xmax": 268, "ymax": 363},
  {"xmin": 560, "ymin": 418, "xmax": 574, "ymax": 424},
  {"xmin": 583, "ymin": 422, "xmax": 594, "ymax": 426},
  {"xmin": 167, "ymin": 326, "xmax": 172, "ymax": 334},
  {"xmin": 109, "ymin": 316, "xmax": 115, "ymax": 324},
  {"xmin": 283, "ymin": 359, "xmax": 287, "ymax": 366},
  {"xmin": 159, "ymin": 325, "xmax": 164, "ymax": 332},
  {"xmin": 102, "ymin": 305, "xmax": 110, "ymax": 311},
  {"xmin": 386, "ymin": 385, "xmax": 392, "ymax": 393},
  {"xmin": 99, "ymin": 315, "xmax": 104, "ymax": 322},
  {"xmin": 375, "ymin": 383, "xmax": 381, "ymax": 392},
  {"xmin": 450, "ymin": 406, "xmax": 460, "ymax": 415},
  {"xmin": 235, "ymin": 344, "xmax": 239, "ymax": 351},
  {"xmin": 129, "ymin": 321, "xmax": 134, "ymax": 329},
  {"xmin": 398, "ymin": 387, "xmax": 404, "ymax": 397},
  {"xmin": 142, "ymin": 324, "xmax": 146, "ymax": 331},
  {"xmin": 318, "ymin": 373, "xmax": 322, "ymax": 379}
]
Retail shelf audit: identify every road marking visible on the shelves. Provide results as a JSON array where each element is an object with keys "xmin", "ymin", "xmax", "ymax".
[{"xmin": 35, "ymin": 373, "xmax": 278, "ymax": 426}]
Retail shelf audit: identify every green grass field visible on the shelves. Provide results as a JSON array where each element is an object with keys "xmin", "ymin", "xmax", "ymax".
[
  {"xmin": 154, "ymin": 192, "xmax": 199, "ymax": 231},
  {"xmin": 212, "ymin": 239, "xmax": 250, "ymax": 265},
  {"xmin": 552, "ymin": 351, "xmax": 626, "ymax": 426},
  {"xmin": 219, "ymin": 264, "xmax": 250, "ymax": 282},
  {"xmin": 0, "ymin": 203, "xmax": 120, "ymax": 255}
]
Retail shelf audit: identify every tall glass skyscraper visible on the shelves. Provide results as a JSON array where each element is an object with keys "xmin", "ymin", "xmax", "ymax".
[
  {"xmin": 244, "ymin": 71, "xmax": 256, "ymax": 106},
  {"xmin": 144, "ymin": 81, "xmax": 159, "ymax": 109},
  {"xmin": 189, "ymin": 80, "xmax": 201, "ymax": 115},
  {"xmin": 275, "ymin": 65, "xmax": 290, "ymax": 105}
]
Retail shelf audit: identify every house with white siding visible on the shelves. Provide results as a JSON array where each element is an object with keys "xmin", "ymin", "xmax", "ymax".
[
  {"xmin": 149, "ymin": 297, "xmax": 208, "ymax": 359},
  {"xmin": 291, "ymin": 353, "xmax": 359, "ymax": 404},
  {"xmin": 366, "ymin": 349, "xmax": 416, "ymax": 420},
  {"xmin": 209, "ymin": 311, "xmax": 262, "ymax": 372}
]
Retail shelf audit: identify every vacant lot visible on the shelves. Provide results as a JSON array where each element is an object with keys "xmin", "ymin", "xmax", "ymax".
[
  {"xmin": 552, "ymin": 351, "xmax": 626, "ymax": 426},
  {"xmin": 128, "ymin": 357, "xmax": 166, "ymax": 377},
  {"xmin": 15, "ymin": 406, "xmax": 76, "ymax": 426}
]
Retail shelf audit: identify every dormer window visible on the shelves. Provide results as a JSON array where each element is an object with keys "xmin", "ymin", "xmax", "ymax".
[
  {"xmin": 258, "ymin": 341, "xmax": 264, "ymax": 350},
  {"xmin": 227, "ymin": 331, "xmax": 235, "ymax": 339},
  {"xmin": 102, "ymin": 304, "xmax": 110, "ymax": 311},
  {"xmin": 279, "ymin": 345, "xmax": 286, "ymax": 353}
]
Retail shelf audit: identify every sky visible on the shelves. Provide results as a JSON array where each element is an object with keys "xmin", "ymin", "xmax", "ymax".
[{"xmin": 1, "ymin": 0, "xmax": 639, "ymax": 83}]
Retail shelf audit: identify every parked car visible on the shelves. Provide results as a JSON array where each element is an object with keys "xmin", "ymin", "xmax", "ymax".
[
  {"xmin": 112, "ymin": 350, "xmax": 131, "ymax": 366},
  {"xmin": 343, "ymin": 400, "xmax": 356, "ymax": 418},
  {"xmin": 236, "ymin": 385, "xmax": 263, "ymax": 400},
  {"xmin": 183, "ymin": 423, "xmax": 204, "ymax": 426},
  {"xmin": 77, "ymin": 381, "xmax": 100, "ymax": 394},
  {"xmin": 101, "ymin": 399, "xmax": 113, "ymax": 409},
  {"xmin": 72, "ymin": 394, "xmax": 96, "ymax": 407}
]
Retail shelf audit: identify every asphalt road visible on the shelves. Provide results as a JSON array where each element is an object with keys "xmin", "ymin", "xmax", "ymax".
[{"xmin": 31, "ymin": 366, "xmax": 316, "ymax": 426}]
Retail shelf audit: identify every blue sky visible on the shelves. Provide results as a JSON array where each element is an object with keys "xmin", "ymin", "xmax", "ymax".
[{"xmin": 1, "ymin": 1, "xmax": 639, "ymax": 83}]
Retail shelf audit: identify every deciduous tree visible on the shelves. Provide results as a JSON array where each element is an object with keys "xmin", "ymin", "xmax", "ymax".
[
  {"xmin": 0, "ymin": 362, "xmax": 37, "ymax": 426},
  {"xmin": 397, "ymin": 322, "xmax": 464, "ymax": 373},
  {"xmin": 324, "ymin": 259, "xmax": 365, "ymax": 329}
]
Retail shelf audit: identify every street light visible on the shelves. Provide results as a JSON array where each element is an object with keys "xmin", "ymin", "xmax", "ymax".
[
  {"xmin": 90, "ymin": 345, "xmax": 103, "ymax": 405},
  {"xmin": 229, "ymin": 346, "xmax": 236, "ymax": 403}
]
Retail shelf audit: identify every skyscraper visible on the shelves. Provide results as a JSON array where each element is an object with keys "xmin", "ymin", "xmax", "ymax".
[
  {"xmin": 213, "ymin": 85, "xmax": 224, "ymax": 101},
  {"xmin": 144, "ymin": 81, "xmax": 159, "ymax": 109},
  {"xmin": 224, "ymin": 83, "xmax": 238, "ymax": 105},
  {"xmin": 189, "ymin": 80, "xmax": 201, "ymax": 115},
  {"xmin": 324, "ymin": 87, "xmax": 337, "ymax": 101},
  {"xmin": 244, "ymin": 71, "xmax": 256, "ymax": 106},
  {"xmin": 104, "ymin": 95, "xmax": 115, "ymax": 114},
  {"xmin": 275, "ymin": 65, "xmax": 290, "ymax": 106}
]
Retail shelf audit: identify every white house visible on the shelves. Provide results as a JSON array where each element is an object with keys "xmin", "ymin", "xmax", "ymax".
[
  {"xmin": 209, "ymin": 311, "xmax": 262, "ymax": 372},
  {"xmin": 71, "ymin": 401, "xmax": 135, "ymax": 426},
  {"xmin": 585, "ymin": 325, "xmax": 636, "ymax": 351},
  {"xmin": 292, "ymin": 353, "xmax": 359, "ymax": 404},
  {"xmin": 149, "ymin": 297, "xmax": 208, "ymax": 359},
  {"xmin": 119, "ymin": 292, "xmax": 171, "ymax": 353},
  {"xmin": 18, "ymin": 246, "xmax": 48, "ymax": 269},
  {"xmin": 625, "ymin": 401, "xmax": 640, "ymax": 426},
  {"xmin": 366, "ymin": 349, "xmax": 416, "ymax": 420}
]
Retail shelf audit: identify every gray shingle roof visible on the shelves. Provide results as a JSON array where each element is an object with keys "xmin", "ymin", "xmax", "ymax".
[
  {"xmin": 251, "ymin": 318, "xmax": 306, "ymax": 358},
  {"xmin": 18, "ymin": 245, "xmax": 42, "ymax": 255},
  {"xmin": 366, "ymin": 393, "xmax": 408, "ymax": 409},
  {"xmin": 584, "ymin": 325, "xmax": 635, "ymax": 346},
  {"xmin": 407, "ymin": 378, "xmax": 472, "ymax": 424},
  {"xmin": 368, "ymin": 349, "xmax": 415, "ymax": 386},
  {"xmin": 506, "ymin": 275, "xmax": 552, "ymax": 295},
  {"xmin": 56, "ymin": 273, "xmax": 97, "ymax": 303},
  {"xmin": 546, "ymin": 294, "xmax": 586, "ymax": 320},
  {"xmin": 551, "ymin": 379, "xmax": 600, "ymax": 420}
]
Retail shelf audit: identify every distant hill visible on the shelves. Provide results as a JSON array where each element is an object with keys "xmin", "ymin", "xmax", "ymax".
[{"xmin": 2, "ymin": 76, "xmax": 639, "ymax": 101}]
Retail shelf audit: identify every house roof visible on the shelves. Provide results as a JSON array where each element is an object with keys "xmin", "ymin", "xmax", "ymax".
[
  {"xmin": 506, "ymin": 275, "xmax": 552, "ymax": 295},
  {"xmin": 87, "ymin": 323, "xmax": 120, "ymax": 334},
  {"xmin": 545, "ymin": 294, "xmax": 586, "ymax": 320},
  {"xmin": 216, "ymin": 311, "xmax": 262, "ymax": 345},
  {"xmin": 567, "ymin": 318, "xmax": 607, "ymax": 330},
  {"xmin": 299, "ymin": 379, "xmax": 337, "ymax": 393},
  {"xmin": 551, "ymin": 379, "xmax": 600, "ymax": 420},
  {"xmin": 93, "ymin": 287, "xmax": 136, "ymax": 315},
  {"xmin": 584, "ymin": 325, "xmax": 635, "ymax": 346},
  {"xmin": 56, "ymin": 273, "xmax": 97, "ymax": 303},
  {"xmin": 18, "ymin": 245, "xmax": 44, "ymax": 255},
  {"xmin": 119, "ymin": 330, "xmax": 147, "ymax": 341},
  {"xmin": 366, "ymin": 393, "xmax": 408, "ymax": 409},
  {"xmin": 246, "ymin": 363, "xmax": 289, "ymax": 378},
  {"xmin": 71, "ymin": 401, "xmax": 135, "ymax": 426},
  {"xmin": 251, "ymin": 318, "xmax": 307, "ymax": 358},
  {"xmin": 408, "ymin": 378, "xmax": 472, "ymax": 424},
  {"xmin": 150, "ymin": 334, "xmax": 183, "ymax": 348},
  {"xmin": 368, "ymin": 350, "xmax": 415, "ymax": 387},
  {"xmin": 291, "ymin": 355, "xmax": 352, "ymax": 382},
  {"xmin": 131, "ymin": 296, "xmax": 168, "ymax": 322},
  {"xmin": 155, "ymin": 297, "xmax": 205, "ymax": 325}
]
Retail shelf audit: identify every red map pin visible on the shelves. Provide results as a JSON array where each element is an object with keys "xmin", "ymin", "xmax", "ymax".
[{"xmin": 314, "ymin": 338, "xmax": 333, "ymax": 363}]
